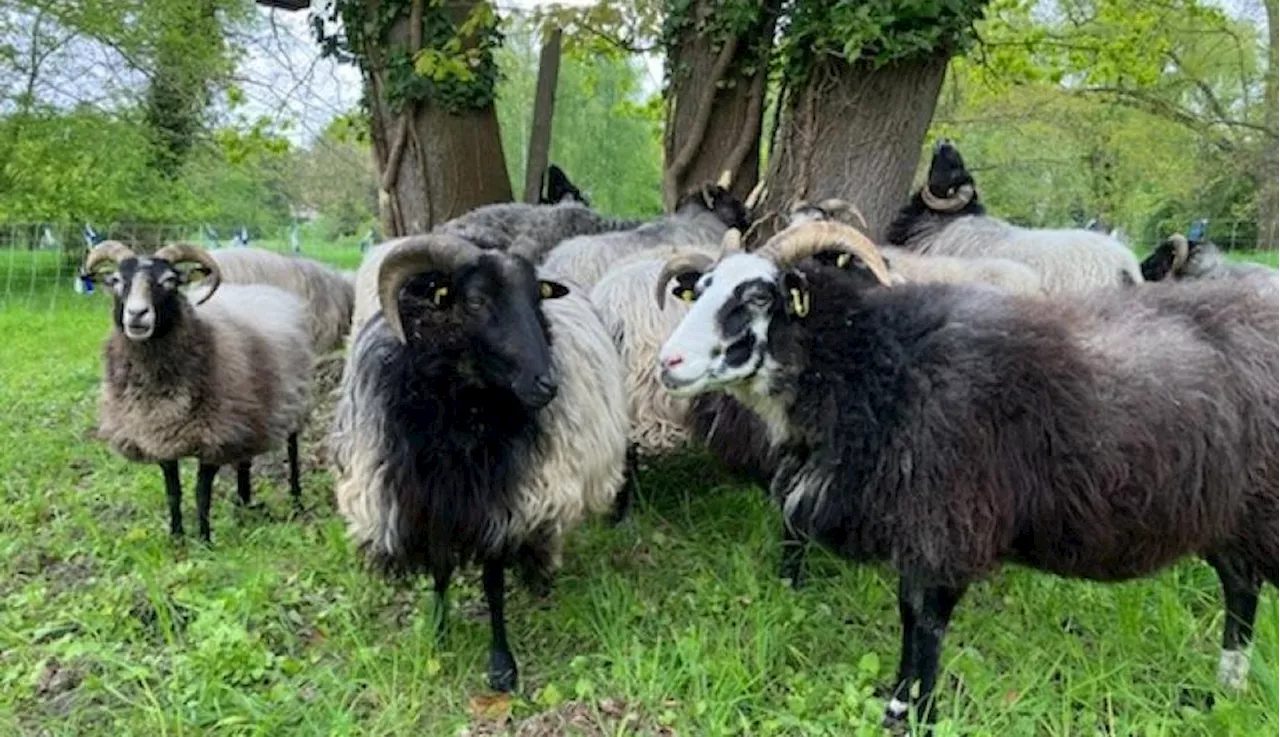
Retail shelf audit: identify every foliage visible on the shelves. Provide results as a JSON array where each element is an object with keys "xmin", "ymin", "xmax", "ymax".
[
  {"xmin": 287, "ymin": 115, "xmax": 379, "ymax": 239},
  {"xmin": 495, "ymin": 21, "xmax": 664, "ymax": 217},
  {"xmin": 312, "ymin": 0, "xmax": 503, "ymax": 114}
]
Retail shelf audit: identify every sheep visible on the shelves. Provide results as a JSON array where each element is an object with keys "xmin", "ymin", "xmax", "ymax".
[
  {"xmin": 653, "ymin": 220, "xmax": 1278, "ymax": 728},
  {"xmin": 789, "ymin": 198, "xmax": 1045, "ymax": 294},
  {"xmin": 588, "ymin": 238, "xmax": 778, "ymax": 512},
  {"xmin": 329, "ymin": 233, "xmax": 627, "ymax": 693},
  {"xmin": 886, "ymin": 140, "xmax": 1143, "ymax": 293},
  {"xmin": 83, "ymin": 241, "xmax": 314, "ymax": 542},
  {"xmin": 540, "ymin": 183, "xmax": 749, "ymax": 290},
  {"xmin": 438, "ymin": 198, "xmax": 644, "ymax": 262},
  {"xmin": 539, "ymin": 163, "xmax": 588, "ymax": 205},
  {"xmin": 1141, "ymin": 233, "xmax": 1278, "ymax": 284},
  {"xmin": 199, "ymin": 247, "xmax": 355, "ymax": 355}
]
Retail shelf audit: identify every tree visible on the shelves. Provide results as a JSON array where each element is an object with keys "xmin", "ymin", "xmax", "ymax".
[
  {"xmin": 660, "ymin": 0, "xmax": 780, "ymax": 208},
  {"xmin": 757, "ymin": 1, "xmax": 989, "ymax": 241},
  {"xmin": 314, "ymin": 0, "xmax": 512, "ymax": 236}
]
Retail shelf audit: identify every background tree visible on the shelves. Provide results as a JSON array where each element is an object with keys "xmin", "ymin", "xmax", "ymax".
[{"xmin": 313, "ymin": 0, "xmax": 512, "ymax": 236}]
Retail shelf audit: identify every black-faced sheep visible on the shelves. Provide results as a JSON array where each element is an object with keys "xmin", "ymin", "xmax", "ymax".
[
  {"xmin": 540, "ymin": 184, "xmax": 749, "ymax": 290},
  {"xmin": 83, "ymin": 241, "xmax": 314, "ymax": 542},
  {"xmin": 539, "ymin": 164, "xmax": 588, "ymax": 205},
  {"xmin": 329, "ymin": 234, "xmax": 627, "ymax": 693},
  {"xmin": 654, "ymin": 220, "xmax": 1278, "ymax": 728},
  {"xmin": 1141, "ymin": 233, "xmax": 1278, "ymax": 284},
  {"xmin": 886, "ymin": 140, "xmax": 1143, "ymax": 292},
  {"xmin": 201, "ymin": 247, "xmax": 355, "ymax": 355}
]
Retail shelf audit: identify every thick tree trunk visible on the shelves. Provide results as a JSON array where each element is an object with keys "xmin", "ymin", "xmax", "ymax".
[
  {"xmin": 366, "ymin": 0, "xmax": 511, "ymax": 236},
  {"xmin": 663, "ymin": 2, "xmax": 779, "ymax": 210},
  {"xmin": 757, "ymin": 53, "xmax": 950, "ymax": 242},
  {"xmin": 523, "ymin": 28, "xmax": 562, "ymax": 204},
  {"xmin": 1258, "ymin": 0, "xmax": 1278, "ymax": 250}
]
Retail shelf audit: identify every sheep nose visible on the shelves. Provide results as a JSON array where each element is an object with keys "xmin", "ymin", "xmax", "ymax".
[
  {"xmin": 661, "ymin": 354, "xmax": 684, "ymax": 370},
  {"xmin": 127, "ymin": 306, "xmax": 151, "ymax": 319},
  {"xmin": 533, "ymin": 374, "xmax": 556, "ymax": 397}
]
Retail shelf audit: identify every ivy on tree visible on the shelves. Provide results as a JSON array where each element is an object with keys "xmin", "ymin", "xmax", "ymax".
[{"xmin": 312, "ymin": 0, "xmax": 502, "ymax": 114}]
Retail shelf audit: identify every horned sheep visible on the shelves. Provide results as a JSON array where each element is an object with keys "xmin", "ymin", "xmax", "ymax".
[
  {"xmin": 329, "ymin": 234, "xmax": 627, "ymax": 693},
  {"xmin": 541, "ymin": 184, "xmax": 749, "ymax": 290},
  {"xmin": 655, "ymin": 220, "xmax": 1278, "ymax": 728},
  {"xmin": 886, "ymin": 140, "xmax": 1143, "ymax": 292},
  {"xmin": 1141, "ymin": 233, "xmax": 1278, "ymax": 285},
  {"xmin": 83, "ymin": 242, "xmax": 314, "ymax": 542}
]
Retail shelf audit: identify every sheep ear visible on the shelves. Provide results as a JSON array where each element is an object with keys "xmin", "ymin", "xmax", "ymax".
[
  {"xmin": 671, "ymin": 272, "xmax": 701, "ymax": 303},
  {"xmin": 539, "ymin": 280, "xmax": 570, "ymax": 300},
  {"xmin": 781, "ymin": 271, "xmax": 810, "ymax": 318}
]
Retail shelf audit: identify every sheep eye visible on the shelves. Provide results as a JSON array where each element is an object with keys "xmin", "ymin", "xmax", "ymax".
[
  {"xmin": 102, "ymin": 273, "xmax": 121, "ymax": 288},
  {"xmin": 160, "ymin": 274, "xmax": 179, "ymax": 290},
  {"xmin": 746, "ymin": 291, "xmax": 772, "ymax": 308}
]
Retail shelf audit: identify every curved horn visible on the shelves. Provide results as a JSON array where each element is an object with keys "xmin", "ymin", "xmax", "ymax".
[
  {"xmin": 920, "ymin": 182, "xmax": 974, "ymax": 213},
  {"xmin": 654, "ymin": 251, "xmax": 715, "ymax": 309},
  {"xmin": 744, "ymin": 179, "xmax": 766, "ymax": 210},
  {"xmin": 720, "ymin": 227, "xmax": 743, "ymax": 255},
  {"xmin": 153, "ymin": 242, "xmax": 222, "ymax": 305},
  {"xmin": 1168, "ymin": 233, "xmax": 1189, "ymax": 273},
  {"xmin": 376, "ymin": 234, "xmax": 483, "ymax": 344},
  {"xmin": 768, "ymin": 221, "xmax": 892, "ymax": 286},
  {"xmin": 716, "ymin": 169, "xmax": 733, "ymax": 188},
  {"xmin": 83, "ymin": 240, "xmax": 137, "ymax": 276},
  {"xmin": 815, "ymin": 198, "xmax": 869, "ymax": 230}
]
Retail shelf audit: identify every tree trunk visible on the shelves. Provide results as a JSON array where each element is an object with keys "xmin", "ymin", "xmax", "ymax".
[
  {"xmin": 757, "ymin": 53, "xmax": 951, "ymax": 242},
  {"xmin": 1258, "ymin": 0, "xmax": 1278, "ymax": 250},
  {"xmin": 366, "ymin": 0, "xmax": 512, "ymax": 237},
  {"xmin": 523, "ymin": 27, "xmax": 562, "ymax": 204},
  {"xmin": 663, "ymin": 2, "xmax": 779, "ymax": 210}
]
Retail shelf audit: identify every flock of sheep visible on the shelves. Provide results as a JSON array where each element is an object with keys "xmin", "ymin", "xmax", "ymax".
[{"xmin": 78, "ymin": 141, "xmax": 1278, "ymax": 730}]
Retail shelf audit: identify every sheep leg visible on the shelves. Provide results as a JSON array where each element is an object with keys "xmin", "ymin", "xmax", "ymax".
[
  {"xmin": 195, "ymin": 463, "xmax": 219, "ymax": 543},
  {"xmin": 235, "ymin": 461, "xmax": 252, "ymax": 506},
  {"xmin": 884, "ymin": 578, "xmax": 919, "ymax": 726},
  {"xmin": 431, "ymin": 564, "xmax": 453, "ymax": 642},
  {"xmin": 160, "ymin": 460, "xmax": 183, "ymax": 537},
  {"xmin": 778, "ymin": 524, "xmax": 808, "ymax": 589},
  {"xmin": 883, "ymin": 575, "xmax": 965, "ymax": 730},
  {"xmin": 611, "ymin": 444, "xmax": 639, "ymax": 525},
  {"xmin": 482, "ymin": 558, "xmax": 518, "ymax": 692},
  {"xmin": 1208, "ymin": 554, "xmax": 1261, "ymax": 691},
  {"xmin": 286, "ymin": 432, "xmax": 303, "ymax": 511}
]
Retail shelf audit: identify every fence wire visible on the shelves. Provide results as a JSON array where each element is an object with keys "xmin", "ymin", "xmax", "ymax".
[{"xmin": 0, "ymin": 222, "xmax": 370, "ymax": 310}]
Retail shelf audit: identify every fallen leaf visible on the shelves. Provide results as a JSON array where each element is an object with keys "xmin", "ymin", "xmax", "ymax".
[{"xmin": 468, "ymin": 692, "xmax": 513, "ymax": 725}]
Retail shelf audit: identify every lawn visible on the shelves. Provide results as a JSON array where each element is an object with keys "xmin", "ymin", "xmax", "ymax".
[{"xmin": 0, "ymin": 250, "xmax": 1276, "ymax": 736}]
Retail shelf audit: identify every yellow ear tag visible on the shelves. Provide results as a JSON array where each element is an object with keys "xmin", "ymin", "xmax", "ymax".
[
  {"xmin": 679, "ymin": 288, "xmax": 696, "ymax": 302},
  {"xmin": 836, "ymin": 253, "xmax": 852, "ymax": 268},
  {"xmin": 789, "ymin": 287, "xmax": 810, "ymax": 317},
  {"xmin": 540, "ymin": 282, "xmax": 553, "ymax": 298},
  {"xmin": 433, "ymin": 286, "xmax": 449, "ymax": 305}
]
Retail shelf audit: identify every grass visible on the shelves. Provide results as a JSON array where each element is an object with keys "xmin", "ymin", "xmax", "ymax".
[{"xmin": 0, "ymin": 251, "xmax": 1276, "ymax": 736}]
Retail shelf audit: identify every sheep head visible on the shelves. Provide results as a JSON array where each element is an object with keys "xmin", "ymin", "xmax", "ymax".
[
  {"xmin": 83, "ymin": 241, "xmax": 222, "ymax": 342},
  {"xmin": 676, "ymin": 183, "xmax": 750, "ymax": 231},
  {"xmin": 922, "ymin": 139, "xmax": 977, "ymax": 213},
  {"xmin": 376, "ymin": 233, "xmax": 572, "ymax": 410},
  {"xmin": 653, "ymin": 229, "xmax": 743, "ymax": 309}
]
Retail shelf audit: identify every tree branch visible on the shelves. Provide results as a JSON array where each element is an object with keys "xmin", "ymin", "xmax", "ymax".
[
  {"xmin": 721, "ymin": 64, "xmax": 765, "ymax": 184},
  {"xmin": 663, "ymin": 34, "xmax": 739, "ymax": 210}
]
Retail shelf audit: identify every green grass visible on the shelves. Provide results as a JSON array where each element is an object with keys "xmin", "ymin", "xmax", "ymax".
[{"xmin": 0, "ymin": 257, "xmax": 1276, "ymax": 736}]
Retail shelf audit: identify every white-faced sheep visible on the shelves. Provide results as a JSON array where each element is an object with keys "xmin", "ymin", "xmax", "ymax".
[
  {"xmin": 654, "ymin": 220, "xmax": 1278, "ymax": 728},
  {"xmin": 886, "ymin": 140, "xmax": 1143, "ymax": 293},
  {"xmin": 329, "ymin": 234, "xmax": 627, "ymax": 692},
  {"xmin": 1141, "ymin": 233, "xmax": 1278, "ymax": 285},
  {"xmin": 199, "ymin": 247, "xmax": 355, "ymax": 354},
  {"xmin": 83, "ymin": 242, "xmax": 314, "ymax": 542},
  {"xmin": 540, "ymin": 184, "xmax": 749, "ymax": 290}
]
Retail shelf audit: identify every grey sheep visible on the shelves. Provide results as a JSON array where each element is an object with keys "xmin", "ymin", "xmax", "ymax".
[
  {"xmin": 201, "ymin": 247, "xmax": 355, "ymax": 354},
  {"xmin": 887, "ymin": 140, "xmax": 1142, "ymax": 293},
  {"xmin": 541, "ymin": 184, "xmax": 749, "ymax": 290},
  {"xmin": 330, "ymin": 234, "xmax": 627, "ymax": 693},
  {"xmin": 84, "ymin": 241, "xmax": 314, "ymax": 542},
  {"xmin": 654, "ymin": 219, "xmax": 1277, "ymax": 728}
]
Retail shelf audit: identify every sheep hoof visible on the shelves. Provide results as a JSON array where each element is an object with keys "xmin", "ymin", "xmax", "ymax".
[
  {"xmin": 880, "ymin": 697, "xmax": 910, "ymax": 732},
  {"xmin": 487, "ymin": 650, "xmax": 518, "ymax": 692}
]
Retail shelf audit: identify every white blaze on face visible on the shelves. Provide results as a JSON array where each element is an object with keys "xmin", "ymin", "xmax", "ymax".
[
  {"xmin": 122, "ymin": 258, "xmax": 157, "ymax": 341},
  {"xmin": 657, "ymin": 253, "xmax": 778, "ymax": 396}
]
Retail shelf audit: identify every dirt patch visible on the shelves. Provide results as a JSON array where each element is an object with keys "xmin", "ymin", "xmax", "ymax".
[
  {"xmin": 461, "ymin": 699, "xmax": 676, "ymax": 737},
  {"xmin": 33, "ymin": 657, "xmax": 88, "ymax": 718}
]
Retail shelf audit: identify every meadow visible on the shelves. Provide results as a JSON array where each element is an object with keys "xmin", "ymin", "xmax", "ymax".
[{"xmin": 0, "ymin": 245, "xmax": 1276, "ymax": 736}]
